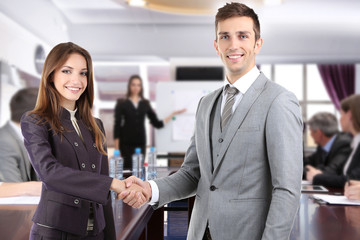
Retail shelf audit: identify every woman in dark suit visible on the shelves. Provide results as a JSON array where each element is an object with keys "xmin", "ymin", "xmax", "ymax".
[
  {"xmin": 114, "ymin": 75, "xmax": 185, "ymax": 170},
  {"xmin": 21, "ymin": 42, "xmax": 145, "ymax": 240},
  {"xmin": 313, "ymin": 94, "xmax": 360, "ymax": 188}
]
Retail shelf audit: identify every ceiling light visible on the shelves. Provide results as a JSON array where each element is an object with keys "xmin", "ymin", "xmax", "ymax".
[
  {"xmin": 127, "ymin": 0, "xmax": 147, "ymax": 7},
  {"xmin": 264, "ymin": 0, "xmax": 282, "ymax": 6}
]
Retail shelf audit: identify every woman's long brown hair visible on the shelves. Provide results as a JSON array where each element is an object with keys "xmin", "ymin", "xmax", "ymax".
[{"xmin": 31, "ymin": 42, "xmax": 107, "ymax": 155}]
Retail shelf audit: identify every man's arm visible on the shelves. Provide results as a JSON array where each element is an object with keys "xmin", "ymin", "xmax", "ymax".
[
  {"xmin": 0, "ymin": 181, "xmax": 42, "ymax": 197},
  {"xmin": 322, "ymin": 140, "xmax": 352, "ymax": 175},
  {"xmin": 121, "ymin": 97, "xmax": 205, "ymax": 208},
  {"xmin": 0, "ymin": 137, "xmax": 24, "ymax": 182},
  {"xmin": 262, "ymin": 91, "xmax": 303, "ymax": 240}
]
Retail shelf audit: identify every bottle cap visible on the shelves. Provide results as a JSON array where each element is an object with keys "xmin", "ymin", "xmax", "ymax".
[
  {"xmin": 150, "ymin": 146, "xmax": 156, "ymax": 152},
  {"xmin": 144, "ymin": 162, "xmax": 148, "ymax": 166},
  {"xmin": 135, "ymin": 148, "xmax": 141, "ymax": 154},
  {"xmin": 114, "ymin": 149, "xmax": 120, "ymax": 156}
]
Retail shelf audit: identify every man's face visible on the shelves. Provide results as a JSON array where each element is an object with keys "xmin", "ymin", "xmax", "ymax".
[
  {"xmin": 214, "ymin": 16, "xmax": 262, "ymax": 83},
  {"xmin": 310, "ymin": 128, "xmax": 322, "ymax": 145}
]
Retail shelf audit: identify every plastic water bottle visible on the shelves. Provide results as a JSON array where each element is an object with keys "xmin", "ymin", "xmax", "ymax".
[
  {"xmin": 132, "ymin": 148, "xmax": 144, "ymax": 180},
  {"xmin": 147, "ymin": 147, "xmax": 157, "ymax": 180},
  {"xmin": 109, "ymin": 149, "xmax": 123, "ymax": 200},
  {"xmin": 144, "ymin": 162, "xmax": 148, "ymax": 180},
  {"xmin": 109, "ymin": 150, "xmax": 123, "ymax": 180}
]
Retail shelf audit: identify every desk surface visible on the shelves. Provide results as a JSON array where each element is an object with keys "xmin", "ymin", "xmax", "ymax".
[
  {"xmin": 290, "ymin": 193, "xmax": 360, "ymax": 240},
  {"xmin": 2, "ymin": 176, "xmax": 360, "ymax": 240},
  {"xmin": 0, "ymin": 167, "xmax": 176, "ymax": 240}
]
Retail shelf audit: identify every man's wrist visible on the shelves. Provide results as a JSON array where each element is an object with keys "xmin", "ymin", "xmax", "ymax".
[{"xmin": 148, "ymin": 180, "xmax": 159, "ymax": 205}]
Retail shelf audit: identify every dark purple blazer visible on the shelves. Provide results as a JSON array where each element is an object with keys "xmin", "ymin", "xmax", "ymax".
[{"xmin": 21, "ymin": 109, "xmax": 115, "ymax": 239}]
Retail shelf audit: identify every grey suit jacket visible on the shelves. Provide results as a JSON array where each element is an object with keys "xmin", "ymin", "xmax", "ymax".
[
  {"xmin": 0, "ymin": 121, "xmax": 36, "ymax": 182},
  {"xmin": 153, "ymin": 73, "xmax": 303, "ymax": 240}
]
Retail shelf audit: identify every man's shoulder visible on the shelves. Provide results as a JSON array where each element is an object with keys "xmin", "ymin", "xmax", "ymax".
[
  {"xmin": 333, "ymin": 132, "xmax": 353, "ymax": 147},
  {"xmin": 0, "ymin": 122, "xmax": 14, "ymax": 137}
]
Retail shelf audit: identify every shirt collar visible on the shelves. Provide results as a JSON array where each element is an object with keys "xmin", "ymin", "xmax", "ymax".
[
  {"xmin": 352, "ymin": 133, "xmax": 360, "ymax": 149},
  {"xmin": 223, "ymin": 66, "xmax": 260, "ymax": 94},
  {"xmin": 322, "ymin": 134, "xmax": 337, "ymax": 153},
  {"xmin": 9, "ymin": 120, "xmax": 23, "ymax": 140},
  {"xmin": 64, "ymin": 107, "xmax": 78, "ymax": 121}
]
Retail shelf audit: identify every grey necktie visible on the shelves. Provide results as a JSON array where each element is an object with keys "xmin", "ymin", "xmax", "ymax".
[{"xmin": 221, "ymin": 85, "xmax": 239, "ymax": 131}]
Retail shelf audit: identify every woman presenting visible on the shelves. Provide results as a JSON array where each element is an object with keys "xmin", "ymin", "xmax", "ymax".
[
  {"xmin": 21, "ymin": 42, "xmax": 145, "ymax": 240},
  {"xmin": 114, "ymin": 75, "xmax": 185, "ymax": 170}
]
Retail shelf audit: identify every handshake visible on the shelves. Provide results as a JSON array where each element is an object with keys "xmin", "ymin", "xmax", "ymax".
[{"xmin": 110, "ymin": 176, "xmax": 152, "ymax": 209}]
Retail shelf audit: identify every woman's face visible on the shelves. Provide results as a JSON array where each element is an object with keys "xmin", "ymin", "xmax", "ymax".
[
  {"xmin": 53, "ymin": 53, "xmax": 88, "ymax": 110},
  {"xmin": 130, "ymin": 78, "xmax": 142, "ymax": 96},
  {"xmin": 340, "ymin": 109, "xmax": 352, "ymax": 133}
]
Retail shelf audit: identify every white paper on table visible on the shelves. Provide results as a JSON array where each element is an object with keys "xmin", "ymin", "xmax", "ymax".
[
  {"xmin": 302, "ymin": 180, "xmax": 312, "ymax": 185},
  {"xmin": 0, "ymin": 196, "xmax": 40, "ymax": 205},
  {"xmin": 312, "ymin": 194, "xmax": 360, "ymax": 205}
]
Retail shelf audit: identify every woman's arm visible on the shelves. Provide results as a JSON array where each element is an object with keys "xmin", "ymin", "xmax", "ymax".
[{"xmin": 162, "ymin": 109, "xmax": 187, "ymax": 124}]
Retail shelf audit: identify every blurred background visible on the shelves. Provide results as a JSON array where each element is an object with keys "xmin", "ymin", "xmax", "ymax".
[{"xmin": 1, "ymin": 0, "xmax": 360, "ymax": 150}]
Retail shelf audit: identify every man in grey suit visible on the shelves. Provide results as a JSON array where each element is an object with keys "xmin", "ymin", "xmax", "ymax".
[
  {"xmin": 121, "ymin": 3, "xmax": 303, "ymax": 239},
  {"xmin": 0, "ymin": 88, "xmax": 39, "ymax": 182}
]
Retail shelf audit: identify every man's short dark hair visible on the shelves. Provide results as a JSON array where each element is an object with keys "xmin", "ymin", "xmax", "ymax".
[
  {"xmin": 10, "ymin": 88, "xmax": 38, "ymax": 123},
  {"xmin": 215, "ymin": 2, "xmax": 261, "ymax": 41}
]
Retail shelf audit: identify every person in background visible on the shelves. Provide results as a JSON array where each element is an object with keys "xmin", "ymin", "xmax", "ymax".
[
  {"xmin": 304, "ymin": 112, "xmax": 352, "ymax": 182},
  {"xmin": 21, "ymin": 42, "xmax": 146, "ymax": 240},
  {"xmin": 0, "ymin": 88, "xmax": 39, "ymax": 182},
  {"xmin": 313, "ymin": 94, "xmax": 360, "ymax": 188},
  {"xmin": 114, "ymin": 75, "xmax": 185, "ymax": 170},
  {"xmin": 120, "ymin": 3, "xmax": 303, "ymax": 239}
]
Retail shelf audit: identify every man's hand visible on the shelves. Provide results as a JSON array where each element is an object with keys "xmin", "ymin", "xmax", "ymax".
[
  {"xmin": 305, "ymin": 165, "xmax": 322, "ymax": 182},
  {"xmin": 110, "ymin": 178, "xmax": 146, "ymax": 208},
  {"xmin": 118, "ymin": 176, "xmax": 152, "ymax": 208}
]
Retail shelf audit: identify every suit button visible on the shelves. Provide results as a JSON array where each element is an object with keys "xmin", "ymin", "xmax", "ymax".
[
  {"xmin": 210, "ymin": 185, "xmax": 216, "ymax": 191},
  {"xmin": 93, "ymin": 143, "xmax": 96, "ymax": 148},
  {"xmin": 218, "ymin": 138, "xmax": 223, "ymax": 143},
  {"xmin": 74, "ymin": 142, "xmax": 79, "ymax": 147},
  {"xmin": 92, "ymin": 164, "xmax": 96, "ymax": 169},
  {"xmin": 74, "ymin": 199, "xmax": 79, "ymax": 204},
  {"xmin": 81, "ymin": 163, "xmax": 86, "ymax": 168}
]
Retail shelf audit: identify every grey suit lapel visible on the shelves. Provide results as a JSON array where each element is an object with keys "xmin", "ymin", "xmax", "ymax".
[
  {"xmin": 213, "ymin": 73, "xmax": 268, "ymax": 173},
  {"xmin": 204, "ymin": 88, "xmax": 223, "ymax": 175}
]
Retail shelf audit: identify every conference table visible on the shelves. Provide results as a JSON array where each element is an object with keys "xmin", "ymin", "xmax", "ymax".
[
  {"xmin": 290, "ymin": 192, "xmax": 360, "ymax": 240},
  {"xmin": 1, "ymin": 171, "xmax": 360, "ymax": 240}
]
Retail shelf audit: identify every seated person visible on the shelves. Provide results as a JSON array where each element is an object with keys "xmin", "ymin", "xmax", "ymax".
[
  {"xmin": 305, "ymin": 112, "xmax": 352, "ymax": 181},
  {"xmin": 312, "ymin": 95, "xmax": 360, "ymax": 188},
  {"xmin": 0, "ymin": 88, "xmax": 39, "ymax": 182}
]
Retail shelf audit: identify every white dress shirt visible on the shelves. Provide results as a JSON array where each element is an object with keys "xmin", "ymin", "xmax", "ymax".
[{"xmin": 148, "ymin": 66, "xmax": 261, "ymax": 204}]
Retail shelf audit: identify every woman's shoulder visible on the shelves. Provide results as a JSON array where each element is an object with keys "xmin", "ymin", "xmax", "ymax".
[
  {"xmin": 140, "ymin": 98, "xmax": 151, "ymax": 106},
  {"xmin": 21, "ymin": 111, "xmax": 43, "ymax": 124}
]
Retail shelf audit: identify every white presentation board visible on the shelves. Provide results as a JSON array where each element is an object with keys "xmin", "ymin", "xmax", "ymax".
[{"xmin": 155, "ymin": 81, "xmax": 222, "ymax": 153}]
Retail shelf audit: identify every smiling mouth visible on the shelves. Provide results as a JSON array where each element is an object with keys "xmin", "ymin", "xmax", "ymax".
[
  {"xmin": 227, "ymin": 54, "xmax": 244, "ymax": 60},
  {"xmin": 66, "ymin": 86, "xmax": 81, "ymax": 91}
]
